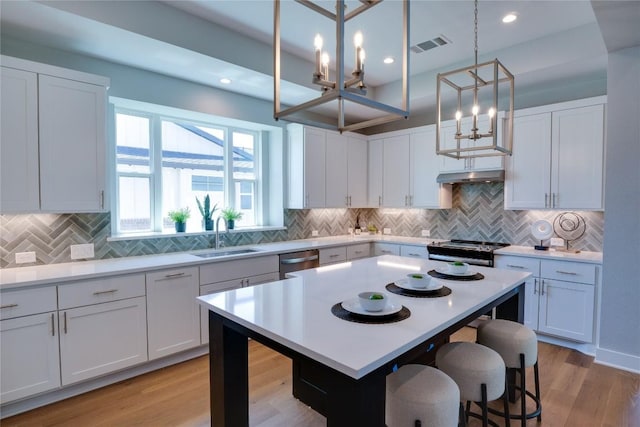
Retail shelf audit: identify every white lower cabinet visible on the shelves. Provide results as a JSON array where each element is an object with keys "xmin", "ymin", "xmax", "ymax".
[
  {"xmin": 400, "ymin": 245, "xmax": 429, "ymax": 259},
  {"xmin": 146, "ymin": 267, "xmax": 200, "ymax": 360},
  {"xmin": 495, "ymin": 255, "xmax": 597, "ymax": 343},
  {"xmin": 320, "ymin": 246, "xmax": 347, "ymax": 265},
  {"xmin": 1, "ymin": 311, "xmax": 60, "ymax": 403},
  {"xmin": 58, "ymin": 297, "xmax": 147, "ymax": 385},
  {"xmin": 373, "ymin": 243, "xmax": 401, "ymax": 256},
  {"xmin": 347, "ymin": 243, "xmax": 371, "ymax": 261}
]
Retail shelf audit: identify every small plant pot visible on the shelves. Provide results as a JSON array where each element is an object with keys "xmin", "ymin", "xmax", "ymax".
[
  {"xmin": 175, "ymin": 222, "xmax": 186, "ymax": 233},
  {"xmin": 204, "ymin": 219, "xmax": 214, "ymax": 231},
  {"xmin": 226, "ymin": 219, "xmax": 235, "ymax": 230}
]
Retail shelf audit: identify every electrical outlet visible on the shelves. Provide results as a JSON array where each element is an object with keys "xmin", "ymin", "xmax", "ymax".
[
  {"xmin": 311, "ymin": 230, "xmax": 319, "ymax": 237},
  {"xmin": 421, "ymin": 229, "xmax": 431, "ymax": 237},
  {"xmin": 383, "ymin": 228, "xmax": 391, "ymax": 235},
  {"xmin": 70, "ymin": 243, "xmax": 95, "ymax": 260},
  {"xmin": 550, "ymin": 237, "xmax": 564, "ymax": 247},
  {"xmin": 15, "ymin": 252, "xmax": 36, "ymax": 264},
  {"xmin": 347, "ymin": 227, "xmax": 353, "ymax": 235}
]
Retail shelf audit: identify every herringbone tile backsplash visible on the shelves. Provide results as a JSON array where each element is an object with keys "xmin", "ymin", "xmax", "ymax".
[{"xmin": 0, "ymin": 183, "xmax": 604, "ymax": 268}]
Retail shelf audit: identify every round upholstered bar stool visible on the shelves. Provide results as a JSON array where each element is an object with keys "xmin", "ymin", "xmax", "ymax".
[
  {"xmin": 477, "ymin": 319, "xmax": 542, "ymax": 426},
  {"xmin": 436, "ymin": 342, "xmax": 510, "ymax": 427},
  {"xmin": 386, "ymin": 364, "xmax": 460, "ymax": 427}
]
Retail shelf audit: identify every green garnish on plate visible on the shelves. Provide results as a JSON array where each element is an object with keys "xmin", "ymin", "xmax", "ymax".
[
  {"xmin": 411, "ymin": 274, "xmax": 424, "ymax": 279},
  {"xmin": 369, "ymin": 293, "xmax": 384, "ymax": 300},
  {"xmin": 452, "ymin": 261, "xmax": 465, "ymax": 266}
]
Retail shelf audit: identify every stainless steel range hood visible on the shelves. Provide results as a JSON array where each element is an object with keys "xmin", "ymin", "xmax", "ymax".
[{"xmin": 436, "ymin": 169, "xmax": 505, "ymax": 184}]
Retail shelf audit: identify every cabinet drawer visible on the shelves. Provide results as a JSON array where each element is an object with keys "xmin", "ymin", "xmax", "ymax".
[
  {"xmin": 347, "ymin": 243, "xmax": 371, "ymax": 260},
  {"xmin": 541, "ymin": 260, "xmax": 596, "ymax": 285},
  {"xmin": 400, "ymin": 245, "xmax": 428, "ymax": 259},
  {"xmin": 320, "ymin": 247, "xmax": 347, "ymax": 265},
  {"xmin": 200, "ymin": 255, "xmax": 279, "ymax": 285},
  {"xmin": 373, "ymin": 243, "xmax": 401, "ymax": 256},
  {"xmin": 0, "ymin": 286, "xmax": 57, "ymax": 320},
  {"xmin": 494, "ymin": 256, "xmax": 540, "ymax": 275},
  {"xmin": 58, "ymin": 274, "xmax": 146, "ymax": 309}
]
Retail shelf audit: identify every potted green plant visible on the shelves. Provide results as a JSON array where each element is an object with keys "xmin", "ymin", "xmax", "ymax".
[
  {"xmin": 168, "ymin": 207, "xmax": 190, "ymax": 232},
  {"xmin": 220, "ymin": 207, "xmax": 243, "ymax": 230},
  {"xmin": 196, "ymin": 195, "xmax": 218, "ymax": 231}
]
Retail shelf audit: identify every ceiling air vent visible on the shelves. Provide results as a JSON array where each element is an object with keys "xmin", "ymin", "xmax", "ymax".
[{"xmin": 411, "ymin": 35, "xmax": 451, "ymax": 54}]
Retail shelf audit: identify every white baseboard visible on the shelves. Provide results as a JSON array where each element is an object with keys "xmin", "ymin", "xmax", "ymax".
[
  {"xmin": 536, "ymin": 333, "xmax": 596, "ymax": 356},
  {"xmin": 0, "ymin": 345, "xmax": 208, "ymax": 419},
  {"xmin": 595, "ymin": 347, "xmax": 640, "ymax": 374}
]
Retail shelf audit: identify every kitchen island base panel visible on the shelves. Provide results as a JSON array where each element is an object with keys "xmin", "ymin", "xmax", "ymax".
[{"xmin": 207, "ymin": 284, "xmax": 525, "ymax": 426}]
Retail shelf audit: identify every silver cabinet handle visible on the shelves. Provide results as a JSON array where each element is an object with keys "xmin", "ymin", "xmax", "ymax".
[
  {"xmin": 408, "ymin": 253, "xmax": 420, "ymax": 257},
  {"xmin": 164, "ymin": 272, "xmax": 186, "ymax": 279},
  {"xmin": 0, "ymin": 303, "xmax": 18, "ymax": 309},
  {"xmin": 556, "ymin": 270, "xmax": 578, "ymax": 276},
  {"xmin": 378, "ymin": 196, "xmax": 382, "ymax": 206},
  {"xmin": 51, "ymin": 313, "xmax": 56, "ymax": 336},
  {"xmin": 544, "ymin": 193, "xmax": 549, "ymax": 208},
  {"xmin": 381, "ymin": 250, "xmax": 393, "ymax": 254},
  {"xmin": 93, "ymin": 289, "xmax": 118, "ymax": 296},
  {"xmin": 354, "ymin": 250, "xmax": 363, "ymax": 254},
  {"xmin": 541, "ymin": 280, "xmax": 545, "ymax": 296},
  {"xmin": 533, "ymin": 278, "xmax": 538, "ymax": 295},
  {"xmin": 100, "ymin": 190, "xmax": 105, "ymax": 209},
  {"xmin": 507, "ymin": 264, "xmax": 526, "ymax": 269},
  {"xmin": 329, "ymin": 254, "xmax": 340, "ymax": 258},
  {"xmin": 245, "ymin": 278, "xmax": 250, "ymax": 286},
  {"xmin": 552, "ymin": 193, "xmax": 558, "ymax": 208},
  {"xmin": 345, "ymin": 196, "xmax": 349, "ymax": 206},
  {"xmin": 63, "ymin": 312, "xmax": 68, "ymax": 334}
]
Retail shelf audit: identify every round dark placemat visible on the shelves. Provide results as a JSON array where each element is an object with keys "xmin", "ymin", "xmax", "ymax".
[
  {"xmin": 428, "ymin": 269, "xmax": 484, "ymax": 281},
  {"xmin": 331, "ymin": 303, "xmax": 411, "ymax": 324},
  {"xmin": 385, "ymin": 282, "xmax": 452, "ymax": 298}
]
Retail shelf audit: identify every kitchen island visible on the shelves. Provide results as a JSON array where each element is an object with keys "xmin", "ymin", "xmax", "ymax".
[{"xmin": 198, "ymin": 255, "xmax": 530, "ymax": 426}]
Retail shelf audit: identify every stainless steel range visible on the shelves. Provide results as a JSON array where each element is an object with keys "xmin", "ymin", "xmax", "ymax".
[{"xmin": 427, "ymin": 239, "xmax": 510, "ymax": 267}]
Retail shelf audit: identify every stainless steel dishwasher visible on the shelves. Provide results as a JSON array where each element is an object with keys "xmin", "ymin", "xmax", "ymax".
[{"xmin": 279, "ymin": 249, "xmax": 320, "ymax": 279}]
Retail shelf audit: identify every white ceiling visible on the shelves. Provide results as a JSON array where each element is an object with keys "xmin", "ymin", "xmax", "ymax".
[{"xmin": 0, "ymin": 0, "xmax": 621, "ymax": 126}]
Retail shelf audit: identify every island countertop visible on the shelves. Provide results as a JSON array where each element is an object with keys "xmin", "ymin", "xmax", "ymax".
[{"xmin": 197, "ymin": 255, "xmax": 531, "ymax": 379}]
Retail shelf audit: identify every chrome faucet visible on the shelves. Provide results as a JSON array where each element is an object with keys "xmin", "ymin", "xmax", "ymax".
[{"xmin": 215, "ymin": 216, "xmax": 225, "ymax": 250}]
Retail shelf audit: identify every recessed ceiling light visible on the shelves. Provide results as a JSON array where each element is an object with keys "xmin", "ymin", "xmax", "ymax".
[
  {"xmin": 220, "ymin": 78, "xmax": 232, "ymax": 84},
  {"xmin": 383, "ymin": 57, "xmax": 395, "ymax": 64},
  {"xmin": 502, "ymin": 13, "xmax": 517, "ymax": 23}
]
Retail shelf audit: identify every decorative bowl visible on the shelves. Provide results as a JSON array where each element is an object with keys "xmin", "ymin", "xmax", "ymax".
[
  {"xmin": 358, "ymin": 292, "xmax": 387, "ymax": 312},
  {"xmin": 447, "ymin": 262, "xmax": 469, "ymax": 275},
  {"xmin": 406, "ymin": 273, "xmax": 432, "ymax": 289}
]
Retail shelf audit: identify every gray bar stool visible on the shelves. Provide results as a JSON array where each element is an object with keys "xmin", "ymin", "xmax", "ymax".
[
  {"xmin": 386, "ymin": 364, "xmax": 460, "ymax": 427},
  {"xmin": 436, "ymin": 342, "xmax": 511, "ymax": 427},
  {"xmin": 477, "ymin": 319, "xmax": 542, "ymax": 426}
]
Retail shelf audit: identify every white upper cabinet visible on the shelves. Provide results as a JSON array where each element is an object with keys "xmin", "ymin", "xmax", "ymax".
[
  {"xmin": 288, "ymin": 124, "xmax": 368, "ymax": 209},
  {"xmin": 0, "ymin": 56, "xmax": 109, "ymax": 214},
  {"xmin": 0, "ymin": 67, "xmax": 39, "ymax": 212},
  {"xmin": 369, "ymin": 126, "xmax": 451, "ymax": 209},
  {"xmin": 504, "ymin": 97, "xmax": 606, "ymax": 210}
]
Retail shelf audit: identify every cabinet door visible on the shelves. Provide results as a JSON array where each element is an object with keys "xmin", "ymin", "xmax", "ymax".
[
  {"xmin": 59, "ymin": 297, "xmax": 147, "ymax": 385},
  {"xmin": 382, "ymin": 135, "xmax": 410, "ymax": 207},
  {"xmin": 0, "ymin": 67, "xmax": 39, "ymax": 213},
  {"xmin": 368, "ymin": 139, "xmax": 384, "ymax": 207},
  {"xmin": 304, "ymin": 127, "xmax": 326, "ymax": 208},
  {"xmin": 347, "ymin": 243, "xmax": 371, "ymax": 260},
  {"xmin": 38, "ymin": 75, "xmax": 106, "ymax": 212},
  {"xmin": 146, "ymin": 267, "xmax": 200, "ymax": 360},
  {"xmin": 373, "ymin": 243, "xmax": 401, "ymax": 256},
  {"xmin": 410, "ymin": 127, "xmax": 451, "ymax": 208},
  {"xmin": 504, "ymin": 113, "xmax": 552, "ymax": 209},
  {"xmin": 538, "ymin": 279, "xmax": 595, "ymax": 342},
  {"xmin": 347, "ymin": 136, "xmax": 368, "ymax": 207},
  {"xmin": 552, "ymin": 104, "xmax": 605, "ymax": 210},
  {"xmin": 325, "ymin": 131, "xmax": 348, "ymax": 207},
  {"xmin": 438, "ymin": 121, "xmax": 467, "ymax": 172},
  {"xmin": 1, "ymin": 312, "xmax": 60, "ymax": 403}
]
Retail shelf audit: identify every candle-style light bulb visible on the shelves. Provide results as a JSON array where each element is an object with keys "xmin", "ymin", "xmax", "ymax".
[
  {"xmin": 321, "ymin": 52, "xmax": 330, "ymax": 80},
  {"xmin": 359, "ymin": 49, "xmax": 366, "ymax": 65},
  {"xmin": 314, "ymin": 34, "xmax": 323, "ymax": 77},
  {"xmin": 488, "ymin": 107, "xmax": 496, "ymax": 133},
  {"xmin": 472, "ymin": 105, "xmax": 479, "ymax": 116},
  {"xmin": 354, "ymin": 31, "xmax": 363, "ymax": 72},
  {"xmin": 455, "ymin": 110, "xmax": 462, "ymax": 135}
]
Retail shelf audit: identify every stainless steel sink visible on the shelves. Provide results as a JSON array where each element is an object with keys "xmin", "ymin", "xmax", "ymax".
[{"xmin": 193, "ymin": 248, "xmax": 260, "ymax": 258}]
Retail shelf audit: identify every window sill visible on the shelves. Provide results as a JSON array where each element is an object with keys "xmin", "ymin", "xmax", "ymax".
[{"xmin": 107, "ymin": 226, "xmax": 287, "ymax": 242}]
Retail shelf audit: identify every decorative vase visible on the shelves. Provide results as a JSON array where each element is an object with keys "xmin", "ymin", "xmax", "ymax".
[
  {"xmin": 204, "ymin": 219, "xmax": 214, "ymax": 231},
  {"xmin": 226, "ymin": 219, "xmax": 235, "ymax": 230},
  {"xmin": 175, "ymin": 222, "xmax": 186, "ymax": 233}
]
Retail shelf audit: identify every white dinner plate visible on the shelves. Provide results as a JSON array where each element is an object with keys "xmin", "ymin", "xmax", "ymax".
[
  {"xmin": 436, "ymin": 267, "xmax": 478, "ymax": 277},
  {"xmin": 394, "ymin": 278, "xmax": 443, "ymax": 291},
  {"xmin": 341, "ymin": 297, "xmax": 403, "ymax": 317}
]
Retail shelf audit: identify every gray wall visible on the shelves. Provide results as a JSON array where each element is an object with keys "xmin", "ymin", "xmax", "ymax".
[{"xmin": 600, "ymin": 46, "xmax": 640, "ymax": 363}]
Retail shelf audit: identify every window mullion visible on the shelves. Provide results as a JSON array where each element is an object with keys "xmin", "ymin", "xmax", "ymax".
[
  {"xmin": 225, "ymin": 128, "xmax": 234, "ymax": 210},
  {"xmin": 151, "ymin": 116, "xmax": 163, "ymax": 232}
]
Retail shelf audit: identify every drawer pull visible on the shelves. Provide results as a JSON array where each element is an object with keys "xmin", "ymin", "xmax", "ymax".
[
  {"xmin": 93, "ymin": 289, "xmax": 118, "ymax": 296},
  {"xmin": 381, "ymin": 250, "xmax": 392, "ymax": 254},
  {"xmin": 0, "ymin": 303, "xmax": 18, "ymax": 309},
  {"xmin": 329, "ymin": 254, "xmax": 340, "ymax": 258},
  {"xmin": 354, "ymin": 251, "xmax": 363, "ymax": 254},
  {"xmin": 556, "ymin": 270, "xmax": 578, "ymax": 276},
  {"xmin": 164, "ymin": 272, "xmax": 186, "ymax": 279},
  {"xmin": 507, "ymin": 264, "xmax": 526, "ymax": 269},
  {"xmin": 533, "ymin": 279, "xmax": 538, "ymax": 295},
  {"xmin": 408, "ymin": 253, "xmax": 420, "ymax": 257},
  {"xmin": 51, "ymin": 313, "xmax": 56, "ymax": 336},
  {"xmin": 63, "ymin": 312, "xmax": 68, "ymax": 334}
]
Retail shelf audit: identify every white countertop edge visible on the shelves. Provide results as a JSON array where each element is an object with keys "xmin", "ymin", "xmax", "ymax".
[
  {"xmin": 0, "ymin": 235, "xmax": 447, "ymax": 289},
  {"xmin": 495, "ymin": 245, "xmax": 602, "ymax": 263},
  {"xmin": 197, "ymin": 278, "xmax": 527, "ymax": 379}
]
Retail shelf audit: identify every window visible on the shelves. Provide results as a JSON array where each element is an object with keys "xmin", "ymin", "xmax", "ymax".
[{"xmin": 114, "ymin": 108, "xmax": 262, "ymax": 234}]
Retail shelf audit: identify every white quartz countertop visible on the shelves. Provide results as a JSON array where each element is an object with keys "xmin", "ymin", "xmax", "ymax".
[
  {"xmin": 198, "ymin": 255, "xmax": 531, "ymax": 379},
  {"xmin": 0, "ymin": 235, "xmax": 445, "ymax": 290},
  {"xmin": 495, "ymin": 245, "xmax": 602, "ymax": 263}
]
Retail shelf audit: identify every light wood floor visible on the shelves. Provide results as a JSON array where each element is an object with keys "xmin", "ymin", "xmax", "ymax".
[{"xmin": 3, "ymin": 328, "xmax": 639, "ymax": 427}]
